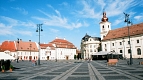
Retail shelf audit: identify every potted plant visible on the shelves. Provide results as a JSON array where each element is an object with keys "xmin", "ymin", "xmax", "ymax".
[
  {"xmin": 1, "ymin": 65, "xmax": 5, "ymax": 72},
  {"xmin": 9, "ymin": 64, "xmax": 13, "ymax": 72}
]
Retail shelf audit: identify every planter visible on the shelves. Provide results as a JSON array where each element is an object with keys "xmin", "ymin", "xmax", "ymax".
[
  {"xmin": 9, "ymin": 68, "xmax": 12, "ymax": 72},
  {"xmin": 9, "ymin": 64, "xmax": 13, "ymax": 72},
  {"xmin": 1, "ymin": 65, "xmax": 5, "ymax": 72},
  {"xmin": 1, "ymin": 70, "xmax": 5, "ymax": 72}
]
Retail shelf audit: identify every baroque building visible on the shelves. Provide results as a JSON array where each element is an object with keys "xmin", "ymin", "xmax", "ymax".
[
  {"xmin": 100, "ymin": 11, "xmax": 143, "ymax": 58},
  {"xmin": 81, "ymin": 33, "xmax": 101, "ymax": 59}
]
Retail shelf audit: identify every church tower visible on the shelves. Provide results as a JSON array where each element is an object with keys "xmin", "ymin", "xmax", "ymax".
[{"xmin": 100, "ymin": 11, "xmax": 111, "ymax": 40}]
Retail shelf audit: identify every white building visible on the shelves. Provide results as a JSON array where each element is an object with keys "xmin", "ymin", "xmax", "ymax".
[
  {"xmin": 0, "ymin": 40, "xmax": 39, "ymax": 61},
  {"xmin": 81, "ymin": 33, "xmax": 101, "ymax": 59},
  {"xmin": 40, "ymin": 38, "xmax": 77, "ymax": 60},
  {"xmin": 100, "ymin": 11, "xmax": 143, "ymax": 58}
]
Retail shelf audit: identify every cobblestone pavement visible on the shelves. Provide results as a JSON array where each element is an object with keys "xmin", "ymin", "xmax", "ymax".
[{"xmin": 0, "ymin": 59, "xmax": 143, "ymax": 80}]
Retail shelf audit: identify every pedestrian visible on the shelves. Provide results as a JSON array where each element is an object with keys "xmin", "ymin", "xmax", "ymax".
[
  {"xmin": 32, "ymin": 60, "xmax": 35, "ymax": 66},
  {"xmin": 35, "ymin": 60, "xmax": 37, "ymax": 66}
]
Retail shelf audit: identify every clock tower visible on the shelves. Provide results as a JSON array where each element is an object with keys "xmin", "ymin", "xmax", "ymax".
[{"xmin": 100, "ymin": 11, "xmax": 111, "ymax": 40}]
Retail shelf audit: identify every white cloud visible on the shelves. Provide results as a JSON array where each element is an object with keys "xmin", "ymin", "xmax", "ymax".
[
  {"xmin": 11, "ymin": 7, "xmax": 28, "ymax": 15},
  {"xmin": 113, "ymin": 19, "xmax": 123, "ymax": 26},
  {"xmin": 0, "ymin": 16, "xmax": 34, "ymax": 36},
  {"xmin": 50, "ymin": 28, "xmax": 59, "ymax": 33},
  {"xmin": 60, "ymin": 2, "xmax": 68, "ymax": 6},
  {"xmin": 33, "ymin": 10, "xmax": 86, "ymax": 30},
  {"xmin": 134, "ymin": 16, "xmax": 143, "ymax": 20},
  {"xmin": 0, "ymin": 16, "xmax": 18, "ymax": 26}
]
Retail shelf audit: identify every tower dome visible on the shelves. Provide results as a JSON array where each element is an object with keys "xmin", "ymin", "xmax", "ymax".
[{"xmin": 101, "ymin": 12, "xmax": 108, "ymax": 22}]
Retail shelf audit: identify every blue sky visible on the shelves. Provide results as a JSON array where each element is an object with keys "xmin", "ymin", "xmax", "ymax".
[{"xmin": 0, "ymin": 0, "xmax": 143, "ymax": 49}]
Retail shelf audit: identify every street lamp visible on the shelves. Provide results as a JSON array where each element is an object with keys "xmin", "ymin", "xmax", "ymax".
[
  {"xmin": 17, "ymin": 38, "xmax": 19, "ymax": 63},
  {"xmin": 36, "ymin": 24, "xmax": 43, "ymax": 65},
  {"xmin": 122, "ymin": 38, "xmax": 126, "ymax": 59},
  {"xmin": 29, "ymin": 44, "xmax": 32, "ymax": 61},
  {"xmin": 123, "ymin": 12, "xmax": 133, "ymax": 65}
]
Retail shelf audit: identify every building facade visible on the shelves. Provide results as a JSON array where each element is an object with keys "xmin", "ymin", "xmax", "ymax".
[
  {"xmin": 100, "ymin": 11, "xmax": 143, "ymax": 58},
  {"xmin": 81, "ymin": 33, "xmax": 101, "ymax": 59},
  {"xmin": 0, "ymin": 38, "xmax": 77, "ymax": 61},
  {"xmin": 0, "ymin": 40, "xmax": 39, "ymax": 61}
]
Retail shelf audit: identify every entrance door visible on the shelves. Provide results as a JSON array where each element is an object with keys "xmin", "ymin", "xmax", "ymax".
[
  {"xmin": 29, "ymin": 56, "xmax": 32, "ymax": 61},
  {"xmin": 66, "ymin": 56, "xmax": 69, "ymax": 60},
  {"xmin": 47, "ymin": 56, "xmax": 49, "ymax": 60}
]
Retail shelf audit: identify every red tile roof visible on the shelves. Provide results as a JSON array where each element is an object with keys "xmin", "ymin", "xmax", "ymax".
[
  {"xmin": 16, "ymin": 40, "xmax": 38, "ymax": 51},
  {"xmin": 40, "ymin": 43, "xmax": 55, "ymax": 50},
  {"xmin": 0, "ymin": 41, "xmax": 16, "ymax": 52},
  {"xmin": 102, "ymin": 22, "xmax": 143, "ymax": 41},
  {"xmin": 49, "ymin": 38, "xmax": 76, "ymax": 49}
]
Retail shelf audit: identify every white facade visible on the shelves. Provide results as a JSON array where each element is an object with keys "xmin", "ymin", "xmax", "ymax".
[
  {"xmin": 81, "ymin": 34, "xmax": 101, "ymax": 59},
  {"xmin": 100, "ymin": 12, "xmax": 143, "ymax": 59},
  {"xmin": 100, "ymin": 22, "xmax": 111, "ymax": 40},
  {"xmin": 102, "ymin": 36, "xmax": 143, "ymax": 58},
  {"xmin": 55, "ymin": 48, "xmax": 76, "ymax": 60},
  {"xmin": 40, "ymin": 46, "xmax": 76, "ymax": 60}
]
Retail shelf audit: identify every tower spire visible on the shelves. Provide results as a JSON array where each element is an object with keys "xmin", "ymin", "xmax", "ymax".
[{"xmin": 101, "ymin": 10, "xmax": 108, "ymax": 22}]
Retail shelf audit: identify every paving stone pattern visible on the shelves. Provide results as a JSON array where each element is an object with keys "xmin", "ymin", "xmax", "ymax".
[{"xmin": 0, "ymin": 59, "xmax": 143, "ymax": 80}]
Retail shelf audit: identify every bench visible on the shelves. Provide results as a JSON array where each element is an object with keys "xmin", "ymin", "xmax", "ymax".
[
  {"xmin": 107, "ymin": 59, "xmax": 118, "ymax": 66},
  {"xmin": 139, "ymin": 61, "xmax": 143, "ymax": 65}
]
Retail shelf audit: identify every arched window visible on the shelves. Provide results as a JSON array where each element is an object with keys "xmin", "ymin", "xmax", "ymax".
[
  {"xmin": 120, "ymin": 50, "xmax": 122, "ymax": 53},
  {"xmin": 137, "ymin": 48, "xmax": 141, "ymax": 55},
  {"xmin": 103, "ymin": 25, "xmax": 104, "ymax": 28},
  {"xmin": 108, "ymin": 25, "xmax": 109, "ymax": 28},
  {"xmin": 128, "ymin": 49, "xmax": 131, "ymax": 54}
]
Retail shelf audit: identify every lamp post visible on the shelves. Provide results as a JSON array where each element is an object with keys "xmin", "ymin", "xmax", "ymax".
[
  {"xmin": 36, "ymin": 24, "xmax": 43, "ymax": 65},
  {"xmin": 17, "ymin": 38, "xmax": 19, "ymax": 63},
  {"xmin": 123, "ymin": 12, "xmax": 133, "ymax": 65},
  {"xmin": 29, "ymin": 44, "xmax": 32, "ymax": 61},
  {"xmin": 122, "ymin": 38, "xmax": 126, "ymax": 59}
]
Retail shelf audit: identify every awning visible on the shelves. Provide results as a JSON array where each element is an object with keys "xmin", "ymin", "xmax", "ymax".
[
  {"xmin": 0, "ymin": 52, "xmax": 15, "ymax": 60},
  {"xmin": 92, "ymin": 51, "xmax": 122, "ymax": 55}
]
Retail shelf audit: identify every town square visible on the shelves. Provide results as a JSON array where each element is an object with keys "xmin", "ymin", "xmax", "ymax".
[{"xmin": 0, "ymin": 0, "xmax": 143, "ymax": 80}]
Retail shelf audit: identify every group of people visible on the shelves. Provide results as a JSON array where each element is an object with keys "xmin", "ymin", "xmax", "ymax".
[{"xmin": 32, "ymin": 60, "xmax": 37, "ymax": 66}]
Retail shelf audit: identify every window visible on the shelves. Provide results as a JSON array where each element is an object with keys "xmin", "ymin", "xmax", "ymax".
[
  {"xmin": 128, "ymin": 41, "xmax": 130, "ymax": 44},
  {"xmin": 94, "ymin": 49, "xmax": 96, "ymax": 52},
  {"xmin": 112, "ymin": 43, "xmax": 114, "ymax": 46},
  {"xmin": 105, "ymin": 44, "xmax": 106, "ymax": 47},
  {"xmin": 128, "ymin": 49, "xmax": 131, "ymax": 54},
  {"xmin": 137, "ymin": 48, "xmax": 141, "ymax": 55},
  {"xmin": 90, "ymin": 45, "xmax": 92, "ymax": 48},
  {"xmin": 137, "ymin": 40, "xmax": 139, "ymax": 43},
  {"xmin": 120, "ymin": 42, "xmax": 122, "ymax": 45},
  {"xmin": 120, "ymin": 50, "xmax": 122, "ymax": 53},
  {"xmin": 90, "ymin": 49, "xmax": 92, "ymax": 52},
  {"xmin": 108, "ymin": 25, "xmax": 109, "ymax": 28},
  {"xmin": 103, "ymin": 25, "xmax": 104, "ymax": 28}
]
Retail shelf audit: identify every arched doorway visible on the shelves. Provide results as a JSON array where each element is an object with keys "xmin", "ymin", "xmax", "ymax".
[
  {"xmin": 47, "ymin": 56, "xmax": 49, "ymax": 60},
  {"xmin": 66, "ymin": 56, "xmax": 69, "ymax": 60}
]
